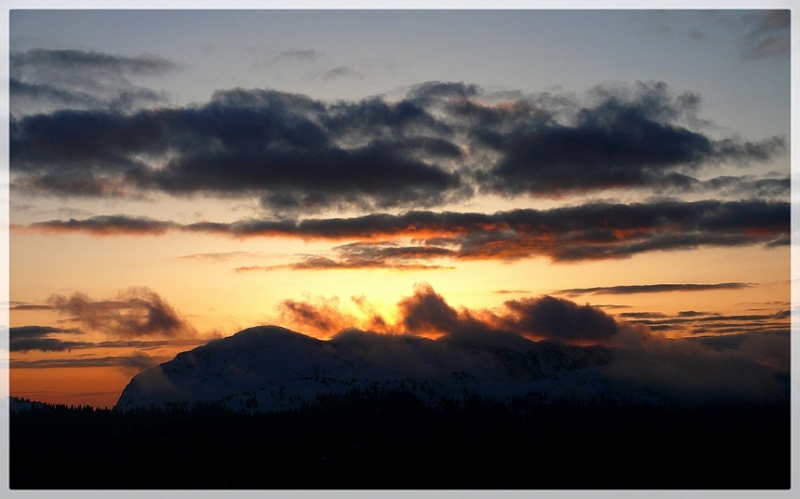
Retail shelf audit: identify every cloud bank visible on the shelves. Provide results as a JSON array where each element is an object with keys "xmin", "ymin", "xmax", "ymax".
[{"xmin": 10, "ymin": 67, "xmax": 787, "ymax": 213}]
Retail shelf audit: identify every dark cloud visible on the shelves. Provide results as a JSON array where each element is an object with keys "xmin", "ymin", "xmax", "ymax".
[
  {"xmin": 397, "ymin": 283, "xmax": 465, "ymax": 335},
  {"xmin": 622, "ymin": 312, "xmax": 668, "ymax": 319},
  {"xmin": 258, "ymin": 242, "xmax": 456, "ymax": 272},
  {"xmin": 234, "ymin": 240, "xmax": 456, "ymax": 272},
  {"xmin": 741, "ymin": 10, "xmax": 790, "ymax": 60},
  {"xmin": 476, "ymin": 81, "xmax": 786, "ymax": 197},
  {"xmin": 558, "ymin": 282, "xmax": 751, "ymax": 296},
  {"xmin": 10, "ymin": 326, "xmax": 89, "ymax": 352},
  {"xmin": 276, "ymin": 283, "xmax": 622, "ymax": 344},
  {"xmin": 10, "ymin": 337, "xmax": 93, "ymax": 353},
  {"xmin": 9, "ymin": 327, "xmax": 207, "ymax": 353},
  {"xmin": 678, "ymin": 310, "xmax": 712, "ymax": 317},
  {"xmin": 274, "ymin": 282, "xmax": 788, "ymax": 354},
  {"xmin": 21, "ymin": 215, "xmax": 177, "ymax": 236},
  {"xmin": 774, "ymin": 309, "xmax": 791, "ymax": 319},
  {"xmin": 48, "ymin": 287, "xmax": 196, "ymax": 338},
  {"xmin": 183, "ymin": 218, "xmax": 297, "ymax": 238},
  {"xmin": 498, "ymin": 296, "xmax": 620, "ymax": 343},
  {"xmin": 713, "ymin": 136, "xmax": 788, "ymax": 164},
  {"xmin": 640, "ymin": 173, "xmax": 790, "ymax": 199},
  {"xmin": 407, "ymin": 80, "xmax": 481, "ymax": 106},
  {"xmin": 431, "ymin": 199, "xmax": 788, "ymax": 262},
  {"xmin": 11, "ymin": 88, "xmax": 467, "ymax": 212},
  {"xmin": 334, "ymin": 241, "xmax": 456, "ymax": 261},
  {"xmin": 10, "ymin": 302, "xmax": 54, "ymax": 311},
  {"xmin": 11, "ymin": 48, "xmax": 179, "ymax": 74},
  {"xmin": 11, "ymin": 80, "xmax": 785, "ymax": 210},
  {"xmin": 695, "ymin": 175, "xmax": 790, "ymax": 198},
  {"xmin": 23, "ymin": 198, "xmax": 789, "ymax": 263},
  {"xmin": 10, "ymin": 325, "xmax": 82, "ymax": 337},
  {"xmin": 322, "ymin": 95, "xmax": 454, "ymax": 145}
]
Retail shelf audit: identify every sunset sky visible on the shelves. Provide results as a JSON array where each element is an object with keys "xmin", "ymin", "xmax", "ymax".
[{"xmin": 2, "ymin": 5, "xmax": 794, "ymax": 411}]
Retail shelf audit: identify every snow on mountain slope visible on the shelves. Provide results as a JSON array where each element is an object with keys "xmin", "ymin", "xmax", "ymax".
[{"xmin": 114, "ymin": 325, "xmax": 788, "ymax": 412}]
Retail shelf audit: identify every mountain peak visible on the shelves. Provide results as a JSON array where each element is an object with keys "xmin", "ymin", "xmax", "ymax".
[{"xmin": 114, "ymin": 324, "xmax": 789, "ymax": 412}]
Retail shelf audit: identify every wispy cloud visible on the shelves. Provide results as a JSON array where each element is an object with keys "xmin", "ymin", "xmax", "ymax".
[
  {"xmin": 12, "ymin": 48, "xmax": 179, "ymax": 74},
  {"xmin": 47, "ymin": 287, "xmax": 197, "ymax": 338},
  {"xmin": 9, "ymin": 324, "xmax": 208, "ymax": 353},
  {"xmin": 10, "ymin": 302, "xmax": 55, "ymax": 311},
  {"xmin": 10, "ymin": 354, "xmax": 172, "ymax": 371},
  {"xmin": 177, "ymin": 251, "xmax": 265, "ymax": 262},
  {"xmin": 557, "ymin": 282, "xmax": 752, "ymax": 296},
  {"xmin": 323, "ymin": 65, "xmax": 363, "ymax": 81},
  {"xmin": 741, "ymin": 10, "xmax": 790, "ymax": 60},
  {"xmin": 10, "ymin": 48, "xmax": 180, "ymax": 115},
  {"xmin": 619, "ymin": 308, "xmax": 789, "ymax": 340},
  {"xmin": 273, "ymin": 49, "xmax": 322, "ymax": 63},
  {"xmin": 236, "ymin": 242, "xmax": 457, "ymax": 272}
]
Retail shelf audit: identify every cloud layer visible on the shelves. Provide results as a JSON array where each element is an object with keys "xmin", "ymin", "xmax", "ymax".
[{"xmin": 21, "ymin": 198, "xmax": 789, "ymax": 264}]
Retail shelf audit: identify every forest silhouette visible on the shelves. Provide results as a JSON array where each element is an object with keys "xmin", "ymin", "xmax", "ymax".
[{"xmin": 10, "ymin": 387, "xmax": 790, "ymax": 489}]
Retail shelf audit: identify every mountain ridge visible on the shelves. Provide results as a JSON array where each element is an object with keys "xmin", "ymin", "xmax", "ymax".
[{"xmin": 114, "ymin": 324, "xmax": 788, "ymax": 412}]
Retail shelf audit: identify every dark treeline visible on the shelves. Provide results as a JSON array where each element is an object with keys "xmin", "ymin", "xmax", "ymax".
[{"xmin": 10, "ymin": 389, "xmax": 791, "ymax": 489}]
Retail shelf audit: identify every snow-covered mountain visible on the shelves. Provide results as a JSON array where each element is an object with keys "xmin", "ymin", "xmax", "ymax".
[{"xmin": 114, "ymin": 325, "xmax": 789, "ymax": 412}]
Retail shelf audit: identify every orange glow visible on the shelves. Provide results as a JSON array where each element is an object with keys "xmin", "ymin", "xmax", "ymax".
[
  {"xmin": 10, "ymin": 367, "xmax": 133, "ymax": 409},
  {"xmin": 611, "ymin": 228, "xmax": 649, "ymax": 239}
]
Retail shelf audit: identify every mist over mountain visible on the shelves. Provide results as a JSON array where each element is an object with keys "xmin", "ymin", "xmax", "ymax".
[{"xmin": 115, "ymin": 324, "xmax": 789, "ymax": 412}]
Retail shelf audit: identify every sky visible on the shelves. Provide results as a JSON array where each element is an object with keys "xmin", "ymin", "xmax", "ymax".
[{"xmin": 1, "ymin": 2, "xmax": 795, "ymax": 419}]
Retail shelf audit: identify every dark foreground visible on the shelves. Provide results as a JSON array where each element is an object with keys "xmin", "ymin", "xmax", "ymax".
[{"xmin": 10, "ymin": 389, "xmax": 791, "ymax": 489}]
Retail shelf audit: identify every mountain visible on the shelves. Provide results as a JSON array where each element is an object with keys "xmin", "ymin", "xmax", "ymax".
[
  {"xmin": 8, "ymin": 397, "xmax": 52, "ymax": 413},
  {"xmin": 114, "ymin": 325, "xmax": 788, "ymax": 412}
]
